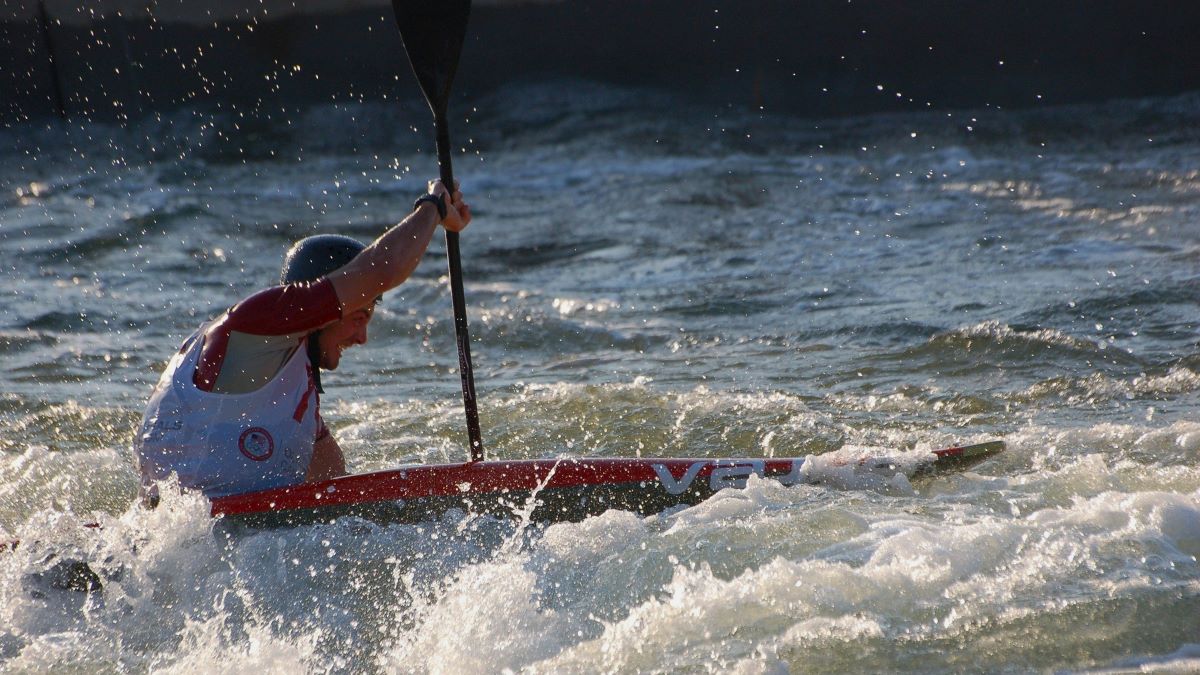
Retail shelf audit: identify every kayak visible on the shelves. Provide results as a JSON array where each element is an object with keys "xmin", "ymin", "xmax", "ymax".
[
  {"xmin": 212, "ymin": 441, "xmax": 1005, "ymax": 528},
  {"xmin": 4, "ymin": 442, "xmax": 1003, "ymax": 595}
]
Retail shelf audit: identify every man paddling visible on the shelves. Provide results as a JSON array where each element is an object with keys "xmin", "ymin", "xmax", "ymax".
[{"xmin": 134, "ymin": 180, "xmax": 470, "ymax": 499}]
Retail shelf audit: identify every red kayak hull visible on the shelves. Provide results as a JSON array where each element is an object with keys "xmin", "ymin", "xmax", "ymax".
[{"xmin": 210, "ymin": 441, "xmax": 1004, "ymax": 527}]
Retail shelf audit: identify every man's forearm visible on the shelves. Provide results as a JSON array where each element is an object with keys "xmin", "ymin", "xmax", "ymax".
[{"xmin": 329, "ymin": 203, "xmax": 440, "ymax": 313}]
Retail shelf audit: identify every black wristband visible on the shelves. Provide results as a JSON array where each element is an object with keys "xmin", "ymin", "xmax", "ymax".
[{"xmin": 414, "ymin": 193, "xmax": 447, "ymax": 220}]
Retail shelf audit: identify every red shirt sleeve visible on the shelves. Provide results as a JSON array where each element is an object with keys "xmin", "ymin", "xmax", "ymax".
[{"xmin": 225, "ymin": 278, "xmax": 342, "ymax": 336}]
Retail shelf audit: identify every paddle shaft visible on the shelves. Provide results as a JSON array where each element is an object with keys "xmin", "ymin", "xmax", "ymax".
[
  {"xmin": 389, "ymin": 0, "xmax": 480, "ymax": 460},
  {"xmin": 434, "ymin": 110, "xmax": 484, "ymax": 461}
]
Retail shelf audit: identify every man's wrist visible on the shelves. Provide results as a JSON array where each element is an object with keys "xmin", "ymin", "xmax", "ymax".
[{"xmin": 414, "ymin": 193, "xmax": 447, "ymax": 220}]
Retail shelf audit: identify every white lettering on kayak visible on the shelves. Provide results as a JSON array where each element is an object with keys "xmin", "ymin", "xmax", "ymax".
[
  {"xmin": 652, "ymin": 459, "xmax": 806, "ymax": 494},
  {"xmin": 652, "ymin": 462, "xmax": 706, "ymax": 495}
]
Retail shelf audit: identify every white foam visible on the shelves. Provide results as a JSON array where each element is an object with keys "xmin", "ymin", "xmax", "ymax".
[
  {"xmin": 381, "ymin": 557, "xmax": 569, "ymax": 675},
  {"xmin": 539, "ymin": 508, "xmax": 648, "ymax": 563},
  {"xmin": 151, "ymin": 614, "xmax": 318, "ymax": 675},
  {"xmin": 798, "ymin": 446, "xmax": 938, "ymax": 494}
]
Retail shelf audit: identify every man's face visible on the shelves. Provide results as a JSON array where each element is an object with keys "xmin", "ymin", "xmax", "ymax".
[{"xmin": 317, "ymin": 304, "xmax": 374, "ymax": 370}]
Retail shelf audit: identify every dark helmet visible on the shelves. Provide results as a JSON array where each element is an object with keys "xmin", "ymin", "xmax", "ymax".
[{"xmin": 280, "ymin": 234, "xmax": 365, "ymax": 285}]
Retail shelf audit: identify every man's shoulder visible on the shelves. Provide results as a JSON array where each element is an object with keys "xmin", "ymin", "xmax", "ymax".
[{"xmin": 225, "ymin": 278, "xmax": 342, "ymax": 336}]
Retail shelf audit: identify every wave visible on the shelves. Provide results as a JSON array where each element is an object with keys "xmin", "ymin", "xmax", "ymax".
[
  {"xmin": 382, "ymin": 476, "xmax": 1200, "ymax": 673},
  {"xmin": 857, "ymin": 321, "xmax": 1144, "ymax": 387},
  {"xmin": 1100, "ymin": 643, "xmax": 1200, "ymax": 673},
  {"xmin": 1005, "ymin": 420, "xmax": 1200, "ymax": 474},
  {"xmin": 828, "ymin": 386, "xmax": 1001, "ymax": 416},
  {"xmin": 1017, "ymin": 367, "xmax": 1200, "ymax": 407},
  {"xmin": 0, "ymin": 330, "xmax": 58, "ymax": 356}
]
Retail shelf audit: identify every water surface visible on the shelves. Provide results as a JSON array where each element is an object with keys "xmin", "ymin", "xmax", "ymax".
[{"xmin": 2, "ymin": 84, "xmax": 1199, "ymax": 673}]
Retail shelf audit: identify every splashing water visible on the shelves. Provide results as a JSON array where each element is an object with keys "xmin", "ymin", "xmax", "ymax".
[{"xmin": 2, "ymin": 85, "xmax": 1199, "ymax": 672}]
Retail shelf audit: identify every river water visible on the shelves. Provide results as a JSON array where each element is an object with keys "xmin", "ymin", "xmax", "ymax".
[{"xmin": 1, "ymin": 83, "xmax": 1199, "ymax": 673}]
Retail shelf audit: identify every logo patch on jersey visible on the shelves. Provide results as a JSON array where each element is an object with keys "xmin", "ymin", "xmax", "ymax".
[{"xmin": 238, "ymin": 427, "xmax": 275, "ymax": 461}]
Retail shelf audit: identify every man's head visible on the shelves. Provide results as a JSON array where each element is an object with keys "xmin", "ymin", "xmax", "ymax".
[{"xmin": 281, "ymin": 234, "xmax": 374, "ymax": 373}]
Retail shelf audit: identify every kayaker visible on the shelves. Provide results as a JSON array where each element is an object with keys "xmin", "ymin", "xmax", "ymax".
[{"xmin": 133, "ymin": 179, "xmax": 470, "ymax": 500}]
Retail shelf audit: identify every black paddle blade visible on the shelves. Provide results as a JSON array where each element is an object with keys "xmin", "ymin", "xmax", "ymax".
[{"xmin": 391, "ymin": 0, "xmax": 472, "ymax": 113}]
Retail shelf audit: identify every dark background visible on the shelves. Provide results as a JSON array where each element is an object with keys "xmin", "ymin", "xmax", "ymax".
[{"xmin": 3, "ymin": 0, "xmax": 1200, "ymax": 123}]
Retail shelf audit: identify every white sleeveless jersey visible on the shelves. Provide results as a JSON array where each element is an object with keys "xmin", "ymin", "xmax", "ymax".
[{"xmin": 135, "ymin": 330, "xmax": 321, "ymax": 498}]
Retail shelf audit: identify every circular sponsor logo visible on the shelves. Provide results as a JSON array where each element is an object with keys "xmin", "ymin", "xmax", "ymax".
[{"xmin": 238, "ymin": 427, "xmax": 275, "ymax": 461}]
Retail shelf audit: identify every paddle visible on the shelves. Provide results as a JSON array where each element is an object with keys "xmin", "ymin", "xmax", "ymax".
[{"xmin": 391, "ymin": 0, "xmax": 484, "ymax": 461}]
